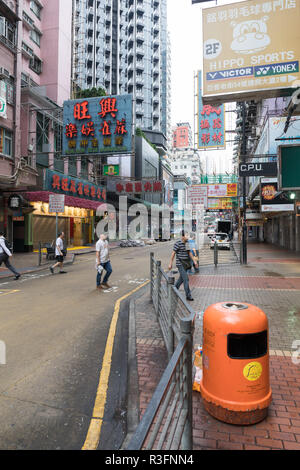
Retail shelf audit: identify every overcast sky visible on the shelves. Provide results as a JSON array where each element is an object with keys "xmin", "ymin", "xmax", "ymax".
[{"xmin": 167, "ymin": 0, "xmax": 236, "ymax": 173}]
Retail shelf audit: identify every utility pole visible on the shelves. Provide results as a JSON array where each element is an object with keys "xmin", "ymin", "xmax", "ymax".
[{"xmin": 241, "ymin": 102, "xmax": 247, "ymax": 265}]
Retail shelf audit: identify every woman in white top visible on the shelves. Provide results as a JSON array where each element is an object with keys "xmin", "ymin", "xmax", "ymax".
[{"xmin": 0, "ymin": 231, "xmax": 21, "ymax": 280}]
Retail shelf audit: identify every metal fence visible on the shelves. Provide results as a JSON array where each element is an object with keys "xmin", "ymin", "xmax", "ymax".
[{"xmin": 127, "ymin": 253, "xmax": 196, "ymax": 451}]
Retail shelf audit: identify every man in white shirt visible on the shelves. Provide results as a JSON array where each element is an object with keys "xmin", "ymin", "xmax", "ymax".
[
  {"xmin": 49, "ymin": 232, "xmax": 67, "ymax": 274},
  {"xmin": 0, "ymin": 231, "xmax": 21, "ymax": 280},
  {"xmin": 96, "ymin": 234, "xmax": 112, "ymax": 290}
]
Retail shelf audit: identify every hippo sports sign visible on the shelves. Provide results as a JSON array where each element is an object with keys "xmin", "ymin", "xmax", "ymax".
[{"xmin": 202, "ymin": 0, "xmax": 300, "ymax": 103}]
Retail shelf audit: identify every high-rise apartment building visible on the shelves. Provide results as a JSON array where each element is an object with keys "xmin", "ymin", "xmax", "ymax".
[{"xmin": 72, "ymin": 0, "xmax": 170, "ymax": 136}]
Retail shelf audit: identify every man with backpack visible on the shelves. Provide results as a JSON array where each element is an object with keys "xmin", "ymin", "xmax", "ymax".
[{"xmin": 0, "ymin": 231, "xmax": 21, "ymax": 280}]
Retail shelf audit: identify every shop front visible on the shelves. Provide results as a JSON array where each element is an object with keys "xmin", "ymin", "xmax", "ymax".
[{"xmin": 24, "ymin": 169, "xmax": 106, "ymax": 250}]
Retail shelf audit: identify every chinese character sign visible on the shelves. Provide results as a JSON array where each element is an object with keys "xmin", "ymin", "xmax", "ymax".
[
  {"xmin": 202, "ymin": 0, "xmax": 300, "ymax": 102},
  {"xmin": 62, "ymin": 94, "xmax": 133, "ymax": 156},
  {"xmin": 114, "ymin": 180, "xmax": 163, "ymax": 194},
  {"xmin": 197, "ymin": 71, "xmax": 225, "ymax": 149},
  {"xmin": 44, "ymin": 170, "xmax": 106, "ymax": 203}
]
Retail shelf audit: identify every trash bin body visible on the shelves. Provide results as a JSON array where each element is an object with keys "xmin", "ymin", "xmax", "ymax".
[{"xmin": 200, "ymin": 302, "xmax": 272, "ymax": 425}]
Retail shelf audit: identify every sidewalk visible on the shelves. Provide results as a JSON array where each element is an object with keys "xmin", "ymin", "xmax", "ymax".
[
  {"xmin": 0, "ymin": 242, "xmax": 120, "ymax": 281},
  {"xmin": 132, "ymin": 242, "xmax": 300, "ymax": 450}
]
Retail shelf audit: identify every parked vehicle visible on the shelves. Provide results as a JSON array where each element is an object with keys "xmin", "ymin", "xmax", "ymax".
[
  {"xmin": 210, "ymin": 232, "xmax": 230, "ymax": 250},
  {"xmin": 216, "ymin": 220, "xmax": 232, "ymax": 235},
  {"xmin": 207, "ymin": 226, "xmax": 216, "ymax": 238}
]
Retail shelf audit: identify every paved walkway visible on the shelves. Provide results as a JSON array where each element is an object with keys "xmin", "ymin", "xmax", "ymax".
[{"xmin": 133, "ymin": 242, "xmax": 300, "ymax": 450}]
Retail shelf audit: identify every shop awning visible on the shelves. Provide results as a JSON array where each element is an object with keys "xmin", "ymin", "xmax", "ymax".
[{"xmin": 24, "ymin": 191, "xmax": 107, "ymax": 211}]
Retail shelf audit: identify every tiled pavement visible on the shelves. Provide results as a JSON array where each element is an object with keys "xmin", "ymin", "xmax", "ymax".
[{"xmin": 134, "ymin": 242, "xmax": 300, "ymax": 450}]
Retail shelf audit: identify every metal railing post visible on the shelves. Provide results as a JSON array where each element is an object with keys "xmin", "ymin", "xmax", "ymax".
[
  {"xmin": 214, "ymin": 241, "xmax": 218, "ymax": 268},
  {"xmin": 150, "ymin": 252, "xmax": 154, "ymax": 302},
  {"xmin": 180, "ymin": 318, "xmax": 193, "ymax": 450},
  {"xmin": 156, "ymin": 260, "xmax": 162, "ymax": 317},
  {"xmin": 38, "ymin": 242, "xmax": 42, "ymax": 266},
  {"xmin": 167, "ymin": 276, "xmax": 175, "ymax": 360}
]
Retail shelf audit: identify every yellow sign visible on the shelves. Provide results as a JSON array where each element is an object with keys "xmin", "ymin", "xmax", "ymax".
[
  {"xmin": 202, "ymin": 0, "xmax": 300, "ymax": 102},
  {"xmin": 243, "ymin": 361, "xmax": 263, "ymax": 381}
]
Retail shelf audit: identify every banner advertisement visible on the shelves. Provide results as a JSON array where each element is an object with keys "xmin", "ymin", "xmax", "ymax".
[
  {"xmin": 62, "ymin": 94, "xmax": 133, "ymax": 156},
  {"xmin": 197, "ymin": 71, "xmax": 225, "ymax": 149},
  {"xmin": 202, "ymin": 0, "xmax": 300, "ymax": 102},
  {"xmin": 208, "ymin": 183, "xmax": 237, "ymax": 197},
  {"xmin": 260, "ymin": 178, "xmax": 294, "ymax": 212},
  {"xmin": 187, "ymin": 185, "xmax": 208, "ymax": 208},
  {"xmin": 207, "ymin": 198, "xmax": 233, "ymax": 209},
  {"xmin": 0, "ymin": 81, "xmax": 7, "ymax": 119}
]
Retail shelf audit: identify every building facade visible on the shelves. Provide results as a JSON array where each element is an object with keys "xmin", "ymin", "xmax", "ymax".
[
  {"xmin": 0, "ymin": 0, "xmax": 103, "ymax": 251},
  {"xmin": 72, "ymin": 0, "xmax": 170, "ymax": 136},
  {"xmin": 172, "ymin": 122, "xmax": 192, "ymax": 150}
]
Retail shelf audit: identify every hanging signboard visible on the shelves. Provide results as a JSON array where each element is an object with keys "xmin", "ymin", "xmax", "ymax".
[
  {"xmin": 239, "ymin": 162, "xmax": 278, "ymax": 177},
  {"xmin": 260, "ymin": 178, "xmax": 294, "ymax": 212},
  {"xmin": 207, "ymin": 183, "xmax": 237, "ymax": 197},
  {"xmin": 62, "ymin": 94, "xmax": 133, "ymax": 156},
  {"xmin": 0, "ymin": 81, "xmax": 7, "ymax": 119},
  {"xmin": 197, "ymin": 71, "xmax": 225, "ymax": 149},
  {"xmin": 278, "ymin": 144, "xmax": 300, "ymax": 190},
  {"xmin": 202, "ymin": 0, "xmax": 300, "ymax": 103},
  {"xmin": 187, "ymin": 185, "xmax": 208, "ymax": 208}
]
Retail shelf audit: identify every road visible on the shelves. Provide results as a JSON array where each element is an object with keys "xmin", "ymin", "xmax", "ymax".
[{"xmin": 0, "ymin": 242, "xmax": 172, "ymax": 450}]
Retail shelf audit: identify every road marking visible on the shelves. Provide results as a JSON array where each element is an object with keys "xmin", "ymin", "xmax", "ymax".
[
  {"xmin": 82, "ymin": 280, "xmax": 150, "ymax": 451},
  {"xmin": 0, "ymin": 289, "xmax": 20, "ymax": 297}
]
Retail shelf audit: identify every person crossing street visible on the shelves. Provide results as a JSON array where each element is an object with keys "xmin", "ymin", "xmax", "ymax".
[
  {"xmin": 49, "ymin": 232, "xmax": 67, "ymax": 275},
  {"xmin": 168, "ymin": 231, "xmax": 198, "ymax": 301},
  {"xmin": 96, "ymin": 234, "xmax": 113, "ymax": 290},
  {"xmin": 0, "ymin": 231, "xmax": 21, "ymax": 280}
]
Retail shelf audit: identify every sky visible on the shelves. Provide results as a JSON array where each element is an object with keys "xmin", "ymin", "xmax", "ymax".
[{"xmin": 167, "ymin": 0, "xmax": 238, "ymax": 174}]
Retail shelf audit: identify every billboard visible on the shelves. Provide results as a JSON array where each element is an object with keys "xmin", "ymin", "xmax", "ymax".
[
  {"xmin": 202, "ymin": 0, "xmax": 300, "ymax": 103},
  {"xmin": 278, "ymin": 144, "xmax": 300, "ymax": 190},
  {"xmin": 187, "ymin": 185, "xmax": 208, "ymax": 208},
  {"xmin": 207, "ymin": 183, "xmax": 237, "ymax": 197},
  {"xmin": 62, "ymin": 94, "xmax": 133, "ymax": 156},
  {"xmin": 197, "ymin": 71, "xmax": 225, "ymax": 149},
  {"xmin": 260, "ymin": 178, "xmax": 294, "ymax": 212}
]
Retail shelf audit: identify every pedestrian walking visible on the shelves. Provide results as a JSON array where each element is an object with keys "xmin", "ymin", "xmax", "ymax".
[
  {"xmin": 49, "ymin": 232, "xmax": 67, "ymax": 274},
  {"xmin": 96, "ymin": 234, "xmax": 113, "ymax": 290},
  {"xmin": 188, "ymin": 232, "xmax": 200, "ymax": 274},
  {"xmin": 0, "ymin": 231, "xmax": 21, "ymax": 280},
  {"xmin": 168, "ymin": 231, "xmax": 198, "ymax": 301}
]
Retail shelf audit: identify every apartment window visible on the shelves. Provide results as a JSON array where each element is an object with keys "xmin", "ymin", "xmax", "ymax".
[
  {"xmin": 29, "ymin": 55, "xmax": 42, "ymax": 75},
  {"xmin": 30, "ymin": 0, "xmax": 42, "ymax": 19},
  {"xmin": 30, "ymin": 29, "xmax": 41, "ymax": 47},
  {"xmin": 0, "ymin": 17, "xmax": 16, "ymax": 48},
  {"xmin": 0, "ymin": 128, "xmax": 13, "ymax": 157}
]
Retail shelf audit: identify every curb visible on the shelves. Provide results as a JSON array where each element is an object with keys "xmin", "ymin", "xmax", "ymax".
[
  {"xmin": 121, "ymin": 283, "xmax": 151, "ymax": 450},
  {"xmin": 121, "ymin": 298, "xmax": 140, "ymax": 449}
]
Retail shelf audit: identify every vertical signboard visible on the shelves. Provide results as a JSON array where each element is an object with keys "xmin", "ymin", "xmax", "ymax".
[
  {"xmin": 197, "ymin": 71, "xmax": 225, "ymax": 149},
  {"xmin": 202, "ymin": 0, "xmax": 300, "ymax": 103},
  {"xmin": 0, "ymin": 81, "xmax": 7, "ymax": 119}
]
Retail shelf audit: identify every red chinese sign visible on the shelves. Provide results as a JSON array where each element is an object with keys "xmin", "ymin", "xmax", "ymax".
[
  {"xmin": 46, "ymin": 170, "xmax": 106, "ymax": 202},
  {"xmin": 198, "ymin": 72, "xmax": 225, "ymax": 149},
  {"xmin": 115, "ymin": 180, "xmax": 163, "ymax": 194}
]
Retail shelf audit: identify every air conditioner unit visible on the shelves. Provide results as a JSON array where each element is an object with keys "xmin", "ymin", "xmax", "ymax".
[
  {"xmin": 28, "ymin": 144, "xmax": 34, "ymax": 152},
  {"xmin": 0, "ymin": 67, "xmax": 10, "ymax": 79}
]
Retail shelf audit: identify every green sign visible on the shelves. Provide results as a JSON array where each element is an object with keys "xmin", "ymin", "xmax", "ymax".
[
  {"xmin": 279, "ymin": 145, "xmax": 300, "ymax": 190},
  {"xmin": 103, "ymin": 164, "xmax": 120, "ymax": 176}
]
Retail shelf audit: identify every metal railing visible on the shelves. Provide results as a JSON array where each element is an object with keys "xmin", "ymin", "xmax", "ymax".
[{"xmin": 127, "ymin": 253, "xmax": 196, "ymax": 450}]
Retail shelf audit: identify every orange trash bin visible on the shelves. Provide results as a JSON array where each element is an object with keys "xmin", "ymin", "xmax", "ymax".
[{"xmin": 200, "ymin": 302, "xmax": 272, "ymax": 425}]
